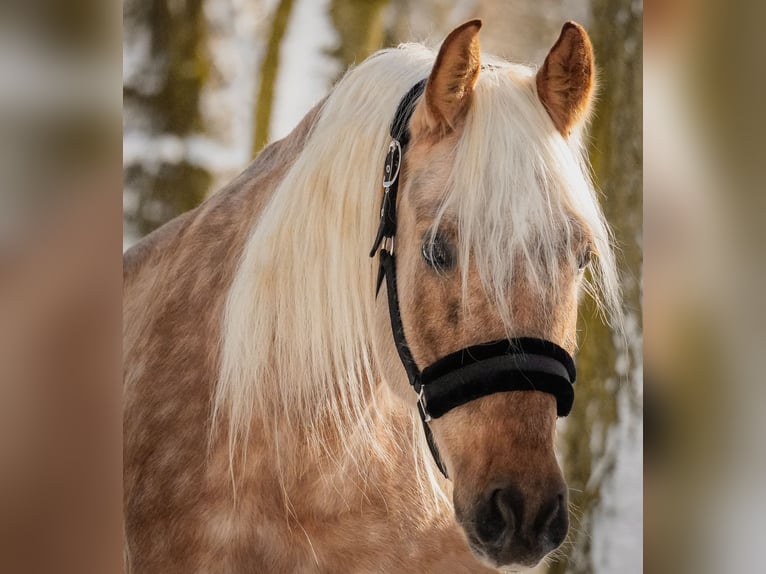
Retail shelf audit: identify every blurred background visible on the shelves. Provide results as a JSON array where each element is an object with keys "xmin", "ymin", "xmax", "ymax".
[
  {"xmin": 123, "ymin": 2, "xmax": 642, "ymax": 574},
  {"xmin": 11, "ymin": 0, "xmax": 766, "ymax": 573},
  {"xmin": 122, "ymin": 0, "xmax": 609, "ymax": 247},
  {"xmin": 644, "ymin": 1, "xmax": 766, "ymax": 573}
]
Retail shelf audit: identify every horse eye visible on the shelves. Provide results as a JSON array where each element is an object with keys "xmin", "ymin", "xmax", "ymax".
[
  {"xmin": 422, "ymin": 233, "xmax": 454, "ymax": 271},
  {"xmin": 577, "ymin": 247, "xmax": 593, "ymax": 271}
]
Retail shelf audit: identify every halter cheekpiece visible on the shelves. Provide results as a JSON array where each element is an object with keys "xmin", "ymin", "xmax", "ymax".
[{"xmin": 370, "ymin": 79, "xmax": 576, "ymax": 478}]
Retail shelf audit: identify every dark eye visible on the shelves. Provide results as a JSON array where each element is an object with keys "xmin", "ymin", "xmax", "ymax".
[
  {"xmin": 421, "ymin": 232, "xmax": 455, "ymax": 272},
  {"xmin": 577, "ymin": 246, "xmax": 593, "ymax": 271}
]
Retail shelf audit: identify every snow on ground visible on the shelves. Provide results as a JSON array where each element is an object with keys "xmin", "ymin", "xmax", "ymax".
[{"xmin": 590, "ymin": 311, "xmax": 643, "ymax": 574}]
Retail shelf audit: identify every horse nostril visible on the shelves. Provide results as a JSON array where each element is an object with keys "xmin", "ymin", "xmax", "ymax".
[
  {"xmin": 474, "ymin": 485, "xmax": 522, "ymax": 547},
  {"xmin": 474, "ymin": 489, "xmax": 505, "ymax": 545},
  {"xmin": 535, "ymin": 492, "xmax": 561, "ymax": 532},
  {"xmin": 535, "ymin": 491, "xmax": 568, "ymax": 547},
  {"xmin": 471, "ymin": 483, "xmax": 568, "ymax": 558}
]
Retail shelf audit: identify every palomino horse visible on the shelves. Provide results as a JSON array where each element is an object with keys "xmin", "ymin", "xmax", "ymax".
[{"xmin": 124, "ymin": 20, "xmax": 620, "ymax": 573}]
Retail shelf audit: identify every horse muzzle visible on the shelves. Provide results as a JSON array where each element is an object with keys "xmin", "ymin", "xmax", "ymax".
[{"xmin": 459, "ymin": 478, "xmax": 569, "ymax": 568}]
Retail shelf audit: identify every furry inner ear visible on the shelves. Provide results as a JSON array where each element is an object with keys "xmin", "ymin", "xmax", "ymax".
[
  {"xmin": 536, "ymin": 21, "xmax": 595, "ymax": 136},
  {"xmin": 417, "ymin": 19, "xmax": 482, "ymax": 136}
]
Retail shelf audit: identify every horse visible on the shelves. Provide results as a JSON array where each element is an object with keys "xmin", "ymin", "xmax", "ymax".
[{"xmin": 123, "ymin": 19, "xmax": 620, "ymax": 573}]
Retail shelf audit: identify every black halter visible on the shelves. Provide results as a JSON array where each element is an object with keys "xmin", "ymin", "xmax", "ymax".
[{"xmin": 370, "ymin": 80, "xmax": 576, "ymax": 478}]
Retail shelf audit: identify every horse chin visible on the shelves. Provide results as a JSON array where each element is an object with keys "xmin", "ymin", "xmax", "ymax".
[
  {"xmin": 495, "ymin": 564, "xmax": 542, "ymax": 574},
  {"xmin": 464, "ymin": 538, "xmax": 545, "ymax": 572},
  {"xmin": 457, "ymin": 512, "xmax": 552, "ymax": 572}
]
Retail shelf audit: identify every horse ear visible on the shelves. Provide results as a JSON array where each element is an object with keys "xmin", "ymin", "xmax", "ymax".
[
  {"xmin": 418, "ymin": 19, "xmax": 482, "ymax": 135},
  {"xmin": 536, "ymin": 21, "xmax": 595, "ymax": 136}
]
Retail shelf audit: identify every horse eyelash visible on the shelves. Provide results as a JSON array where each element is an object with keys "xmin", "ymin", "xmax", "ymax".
[{"xmin": 422, "ymin": 232, "xmax": 455, "ymax": 272}]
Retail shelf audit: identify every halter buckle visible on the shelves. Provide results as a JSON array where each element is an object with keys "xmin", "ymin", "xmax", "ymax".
[
  {"xmin": 382, "ymin": 140, "xmax": 402, "ymax": 189},
  {"xmin": 418, "ymin": 387, "xmax": 432, "ymax": 422}
]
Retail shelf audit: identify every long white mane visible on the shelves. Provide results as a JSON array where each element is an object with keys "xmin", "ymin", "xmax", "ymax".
[
  {"xmin": 214, "ymin": 43, "xmax": 620, "ymax": 491},
  {"xmin": 433, "ymin": 59, "xmax": 621, "ymax": 331}
]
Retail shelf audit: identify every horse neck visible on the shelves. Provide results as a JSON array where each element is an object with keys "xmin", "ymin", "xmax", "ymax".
[
  {"xmin": 262, "ymin": 365, "xmax": 404, "ymax": 467},
  {"xmin": 253, "ymin": 374, "xmax": 433, "ymax": 509}
]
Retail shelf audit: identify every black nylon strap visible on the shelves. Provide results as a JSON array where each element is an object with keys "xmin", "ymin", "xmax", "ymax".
[
  {"xmin": 421, "ymin": 338, "xmax": 576, "ymax": 383},
  {"xmin": 379, "ymin": 249, "xmax": 421, "ymax": 388},
  {"xmin": 380, "ymin": 249, "xmax": 448, "ymax": 476},
  {"xmin": 368, "ymin": 80, "xmax": 448, "ymax": 477},
  {"xmin": 390, "ymin": 79, "xmax": 426, "ymax": 145},
  {"xmin": 370, "ymin": 79, "xmax": 427, "ymax": 259},
  {"xmin": 419, "ymin": 338, "xmax": 576, "ymax": 418},
  {"xmin": 419, "ymin": 408, "xmax": 448, "ymax": 477},
  {"xmin": 421, "ymin": 357, "xmax": 575, "ymax": 419}
]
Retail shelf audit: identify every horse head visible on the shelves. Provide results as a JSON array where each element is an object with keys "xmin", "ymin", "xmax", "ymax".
[{"xmin": 372, "ymin": 20, "xmax": 604, "ymax": 569}]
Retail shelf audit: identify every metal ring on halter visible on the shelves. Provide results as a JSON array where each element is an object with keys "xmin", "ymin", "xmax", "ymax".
[
  {"xmin": 382, "ymin": 236, "xmax": 395, "ymax": 255},
  {"xmin": 418, "ymin": 388, "xmax": 431, "ymax": 422}
]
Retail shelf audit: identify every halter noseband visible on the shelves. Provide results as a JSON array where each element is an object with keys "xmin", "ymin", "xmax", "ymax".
[{"xmin": 370, "ymin": 80, "xmax": 576, "ymax": 478}]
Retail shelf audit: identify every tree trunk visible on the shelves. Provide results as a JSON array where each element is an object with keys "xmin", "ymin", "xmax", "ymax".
[
  {"xmin": 546, "ymin": 1, "xmax": 643, "ymax": 572},
  {"xmin": 252, "ymin": 0, "xmax": 296, "ymax": 154}
]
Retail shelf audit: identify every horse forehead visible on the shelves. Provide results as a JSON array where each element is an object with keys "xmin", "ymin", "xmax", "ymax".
[{"xmin": 404, "ymin": 140, "xmax": 459, "ymax": 218}]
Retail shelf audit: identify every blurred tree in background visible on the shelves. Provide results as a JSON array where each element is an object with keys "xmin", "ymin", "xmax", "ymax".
[
  {"xmin": 550, "ymin": 0, "xmax": 643, "ymax": 573},
  {"xmin": 253, "ymin": 0, "xmax": 294, "ymax": 154},
  {"xmin": 122, "ymin": 2, "xmax": 642, "ymax": 572},
  {"xmin": 123, "ymin": 0, "xmax": 212, "ymax": 240},
  {"xmin": 329, "ymin": 0, "xmax": 389, "ymax": 73}
]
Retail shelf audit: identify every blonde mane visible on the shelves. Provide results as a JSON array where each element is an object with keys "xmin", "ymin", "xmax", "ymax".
[
  {"xmin": 214, "ymin": 43, "xmax": 620, "ymax": 492},
  {"xmin": 214, "ymin": 44, "xmax": 439, "ymax": 492},
  {"xmin": 432, "ymin": 60, "xmax": 621, "ymax": 332}
]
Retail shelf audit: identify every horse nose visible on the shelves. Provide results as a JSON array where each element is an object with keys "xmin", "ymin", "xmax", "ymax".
[{"xmin": 474, "ymin": 481, "xmax": 569, "ymax": 564}]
